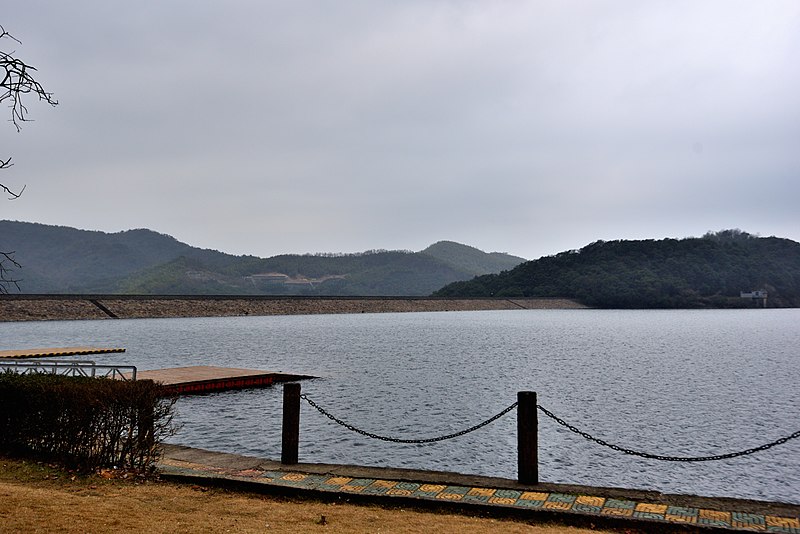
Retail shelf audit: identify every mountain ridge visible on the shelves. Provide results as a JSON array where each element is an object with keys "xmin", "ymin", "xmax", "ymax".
[
  {"xmin": 434, "ymin": 230, "xmax": 800, "ymax": 308},
  {"xmin": 0, "ymin": 220, "xmax": 526, "ymax": 295}
]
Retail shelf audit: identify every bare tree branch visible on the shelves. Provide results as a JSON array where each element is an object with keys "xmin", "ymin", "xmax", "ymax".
[
  {"xmin": 1, "ymin": 25, "xmax": 56, "ymax": 292},
  {"xmin": 0, "ymin": 250, "xmax": 21, "ymax": 294},
  {"xmin": 1, "ymin": 25, "xmax": 58, "ymax": 130},
  {"xmin": 1, "ymin": 25, "xmax": 58, "ymax": 200}
]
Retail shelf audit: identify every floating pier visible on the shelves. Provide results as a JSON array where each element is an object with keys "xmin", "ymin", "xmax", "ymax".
[
  {"xmin": 0, "ymin": 347, "xmax": 126, "ymax": 359},
  {"xmin": 130, "ymin": 365, "xmax": 315, "ymax": 396}
]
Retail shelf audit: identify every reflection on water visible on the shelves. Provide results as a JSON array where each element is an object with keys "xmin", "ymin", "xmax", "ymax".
[{"xmin": 2, "ymin": 309, "xmax": 799, "ymax": 503}]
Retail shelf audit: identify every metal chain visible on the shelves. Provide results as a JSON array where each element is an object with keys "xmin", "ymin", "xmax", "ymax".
[
  {"xmin": 537, "ymin": 404, "xmax": 800, "ymax": 462},
  {"xmin": 300, "ymin": 393, "xmax": 518, "ymax": 444}
]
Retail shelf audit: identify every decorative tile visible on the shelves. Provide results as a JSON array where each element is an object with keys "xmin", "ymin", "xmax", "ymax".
[
  {"xmin": 633, "ymin": 511, "xmax": 666, "ymax": 520},
  {"xmin": 340, "ymin": 484, "xmax": 365, "ymax": 492},
  {"xmin": 766, "ymin": 516, "xmax": 800, "ymax": 529},
  {"xmin": 732, "ymin": 512, "xmax": 767, "ymax": 530},
  {"xmin": 605, "ymin": 499, "xmax": 636, "ymax": 510},
  {"xmin": 543, "ymin": 501, "xmax": 573, "ymax": 511},
  {"xmin": 386, "ymin": 488, "xmax": 413, "ymax": 496},
  {"xmin": 280, "ymin": 473, "xmax": 307, "ymax": 482},
  {"xmin": 699, "ymin": 509, "xmax": 732, "ymax": 523},
  {"xmin": 467, "ymin": 487, "xmax": 496, "ymax": 498},
  {"xmin": 419, "ymin": 484, "xmax": 447, "ymax": 493},
  {"xmin": 370, "ymin": 480, "xmax": 397, "ymax": 489},
  {"xmin": 325, "ymin": 476, "xmax": 352, "ymax": 486},
  {"xmin": 665, "ymin": 514, "xmax": 697, "ymax": 524},
  {"xmin": 601, "ymin": 507, "xmax": 633, "ymax": 517},
  {"xmin": 576, "ymin": 495, "xmax": 605, "ymax": 507},
  {"xmin": 442, "ymin": 486, "xmax": 470, "ymax": 495},
  {"xmin": 515, "ymin": 498, "xmax": 545, "ymax": 508},
  {"xmin": 667, "ymin": 506, "xmax": 699, "ymax": 517},
  {"xmin": 547, "ymin": 493, "xmax": 576, "ymax": 504},
  {"xmin": 436, "ymin": 492, "xmax": 465, "ymax": 501},
  {"xmin": 636, "ymin": 503, "xmax": 667, "ymax": 514},
  {"xmin": 394, "ymin": 482, "xmax": 420, "ymax": 491},
  {"xmin": 460, "ymin": 495, "xmax": 492, "ymax": 504},
  {"xmin": 488, "ymin": 497, "xmax": 518, "ymax": 505},
  {"xmin": 521, "ymin": 491, "xmax": 549, "ymax": 501},
  {"xmin": 494, "ymin": 489, "xmax": 522, "ymax": 500}
]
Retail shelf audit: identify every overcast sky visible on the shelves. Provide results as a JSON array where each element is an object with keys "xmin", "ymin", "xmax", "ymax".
[{"xmin": 2, "ymin": 1, "xmax": 798, "ymax": 260}]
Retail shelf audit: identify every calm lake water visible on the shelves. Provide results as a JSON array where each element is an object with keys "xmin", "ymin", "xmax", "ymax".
[{"xmin": 2, "ymin": 309, "xmax": 799, "ymax": 504}]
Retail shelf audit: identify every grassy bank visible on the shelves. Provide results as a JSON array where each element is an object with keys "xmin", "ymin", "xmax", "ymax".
[{"xmin": 0, "ymin": 456, "xmax": 611, "ymax": 533}]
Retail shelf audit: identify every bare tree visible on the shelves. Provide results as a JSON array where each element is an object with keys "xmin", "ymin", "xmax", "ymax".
[{"xmin": 1, "ymin": 25, "xmax": 57, "ymax": 292}]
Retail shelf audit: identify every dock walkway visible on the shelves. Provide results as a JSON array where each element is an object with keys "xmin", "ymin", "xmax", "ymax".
[
  {"xmin": 132, "ymin": 366, "xmax": 315, "ymax": 395},
  {"xmin": 160, "ymin": 444, "xmax": 800, "ymax": 533}
]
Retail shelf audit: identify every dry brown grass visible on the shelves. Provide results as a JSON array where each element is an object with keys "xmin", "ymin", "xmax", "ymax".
[{"xmin": 0, "ymin": 458, "xmax": 612, "ymax": 534}]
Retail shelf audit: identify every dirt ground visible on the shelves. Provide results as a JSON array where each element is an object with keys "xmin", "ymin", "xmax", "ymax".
[{"xmin": 0, "ymin": 457, "xmax": 613, "ymax": 534}]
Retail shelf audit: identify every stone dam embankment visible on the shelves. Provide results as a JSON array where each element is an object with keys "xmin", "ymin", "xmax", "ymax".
[{"xmin": 0, "ymin": 295, "xmax": 587, "ymax": 322}]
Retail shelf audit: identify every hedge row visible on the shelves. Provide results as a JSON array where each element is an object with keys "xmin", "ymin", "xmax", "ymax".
[{"xmin": 0, "ymin": 371, "xmax": 176, "ymax": 471}]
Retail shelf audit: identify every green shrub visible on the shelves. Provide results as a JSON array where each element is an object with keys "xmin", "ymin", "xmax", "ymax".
[{"xmin": 0, "ymin": 371, "xmax": 176, "ymax": 472}]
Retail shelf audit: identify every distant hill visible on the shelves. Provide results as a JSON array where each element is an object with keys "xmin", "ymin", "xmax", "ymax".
[
  {"xmin": 434, "ymin": 230, "xmax": 800, "ymax": 308},
  {"xmin": 0, "ymin": 221, "xmax": 526, "ymax": 295},
  {"xmin": 421, "ymin": 241, "xmax": 525, "ymax": 276}
]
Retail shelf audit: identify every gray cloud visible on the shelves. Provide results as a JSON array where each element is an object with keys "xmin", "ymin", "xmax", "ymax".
[{"xmin": 2, "ymin": 1, "xmax": 798, "ymax": 259}]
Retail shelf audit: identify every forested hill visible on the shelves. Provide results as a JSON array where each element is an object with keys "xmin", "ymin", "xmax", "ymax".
[
  {"xmin": 433, "ymin": 231, "xmax": 800, "ymax": 308},
  {"xmin": 0, "ymin": 221, "xmax": 525, "ymax": 295}
]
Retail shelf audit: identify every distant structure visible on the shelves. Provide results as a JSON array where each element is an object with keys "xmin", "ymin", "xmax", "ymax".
[{"xmin": 740, "ymin": 290, "xmax": 768, "ymax": 308}]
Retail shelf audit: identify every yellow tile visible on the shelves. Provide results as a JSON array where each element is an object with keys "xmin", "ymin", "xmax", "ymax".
[
  {"xmin": 419, "ymin": 484, "xmax": 446, "ymax": 493},
  {"xmin": 601, "ymin": 508, "xmax": 633, "ymax": 517},
  {"xmin": 468, "ymin": 487, "xmax": 496, "ymax": 497},
  {"xmin": 521, "ymin": 491, "xmax": 549, "ymax": 501},
  {"xmin": 489, "ymin": 497, "xmax": 518, "ymax": 505},
  {"xmin": 326, "ymin": 476, "xmax": 352, "ymax": 486},
  {"xmin": 387, "ymin": 488, "xmax": 413, "ymax": 496},
  {"xmin": 636, "ymin": 503, "xmax": 667, "ymax": 514},
  {"xmin": 766, "ymin": 516, "xmax": 800, "ymax": 528},
  {"xmin": 665, "ymin": 514, "xmax": 697, "ymax": 524},
  {"xmin": 576, "ymin": 495, "xmax": 605, "ymax": 507},
  {"xmin": 699, "ymin": 509, "xmax": 731, "ymax": 522},
  {"xmin": 731, "ymin": 522, "xmax": 765, "ymax": 531},
  {"xmin": 371, "ymin": 480, "xmax": 397, "ymax": 489},
  {"xmin": 543, "ymin": 501, "xmax": 572, "ymax": 511},
  {"xmin": 280, "ymin": 473, "xmax": 307, "ymax": 482},
  {"xmin": 341, "ymin": 485, "xmax": 364, "ymax": 493},
  {"xmin": 436, "ymin": 493, "xmax": 464, "ymax": 501}
]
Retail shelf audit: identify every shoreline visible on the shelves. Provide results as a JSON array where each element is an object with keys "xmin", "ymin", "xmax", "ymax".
[{"xmin": 0, "ymin": 295, "xmax": 587, "ymax": 322}]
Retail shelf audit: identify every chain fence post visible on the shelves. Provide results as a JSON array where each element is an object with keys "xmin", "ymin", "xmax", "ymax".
[
  {"xmin": 518, "ymin": 391, "xmax": 538, "ymax": 485},
  {"xmin": 281, "ymin": 382, "xmax": 301, "ymax": 464}
]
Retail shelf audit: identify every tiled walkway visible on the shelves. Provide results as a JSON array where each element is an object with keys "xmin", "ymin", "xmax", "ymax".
[{"xmin": 159, "ymin": 447, "xmax": 800, "ymax": 533}]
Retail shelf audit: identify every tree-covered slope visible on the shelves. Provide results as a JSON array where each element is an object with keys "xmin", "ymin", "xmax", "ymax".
[
  {"xmin": 0, "ymin": 220, "xmax": 523, "ymax": 295},
  {"xmin": 0, "ymin": 220, "xmax": 246, "ymax": 292},
  {"xmin": 433, "ymin": 231, "xmax": 800, "ymax": 308}
]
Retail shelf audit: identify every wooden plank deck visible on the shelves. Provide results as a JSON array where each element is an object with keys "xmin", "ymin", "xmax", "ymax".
[
  {"xmin": 0, "ymin": 347, "xmax": 126, "ymax": 359},
  {"xmin": 131, "ymin": 365, "xmax": 315, "ymax": 395}
]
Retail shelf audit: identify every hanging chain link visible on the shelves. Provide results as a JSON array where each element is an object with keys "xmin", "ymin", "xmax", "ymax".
[
  {"xmin": 300, "ymin": 393, "xmax": 518, "ymax": 444},
  {"xmin": 298, "ymin": 393, "xmax": 800, "ymax": 460},
  {"xmin": 537, "ymin": 404, "xmax": 800, "ymax": 462}
]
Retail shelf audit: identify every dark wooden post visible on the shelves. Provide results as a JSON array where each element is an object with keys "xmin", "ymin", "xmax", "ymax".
[
  {"xmin": 281, "ymin": 383, "xmax": 301, "ymax": 464},
  {"xmin": 518, "ymin": 391, "xmax": 538, "ymax": 485}
]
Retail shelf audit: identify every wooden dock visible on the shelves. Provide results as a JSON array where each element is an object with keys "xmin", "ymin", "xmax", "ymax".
[
  {"xmin": 0, "ymin": 347, "xmax": 126, "ymax": 359},
  {"xmin": 131, "ymin": 365, "xmax": 315, "ymax": 395}
]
